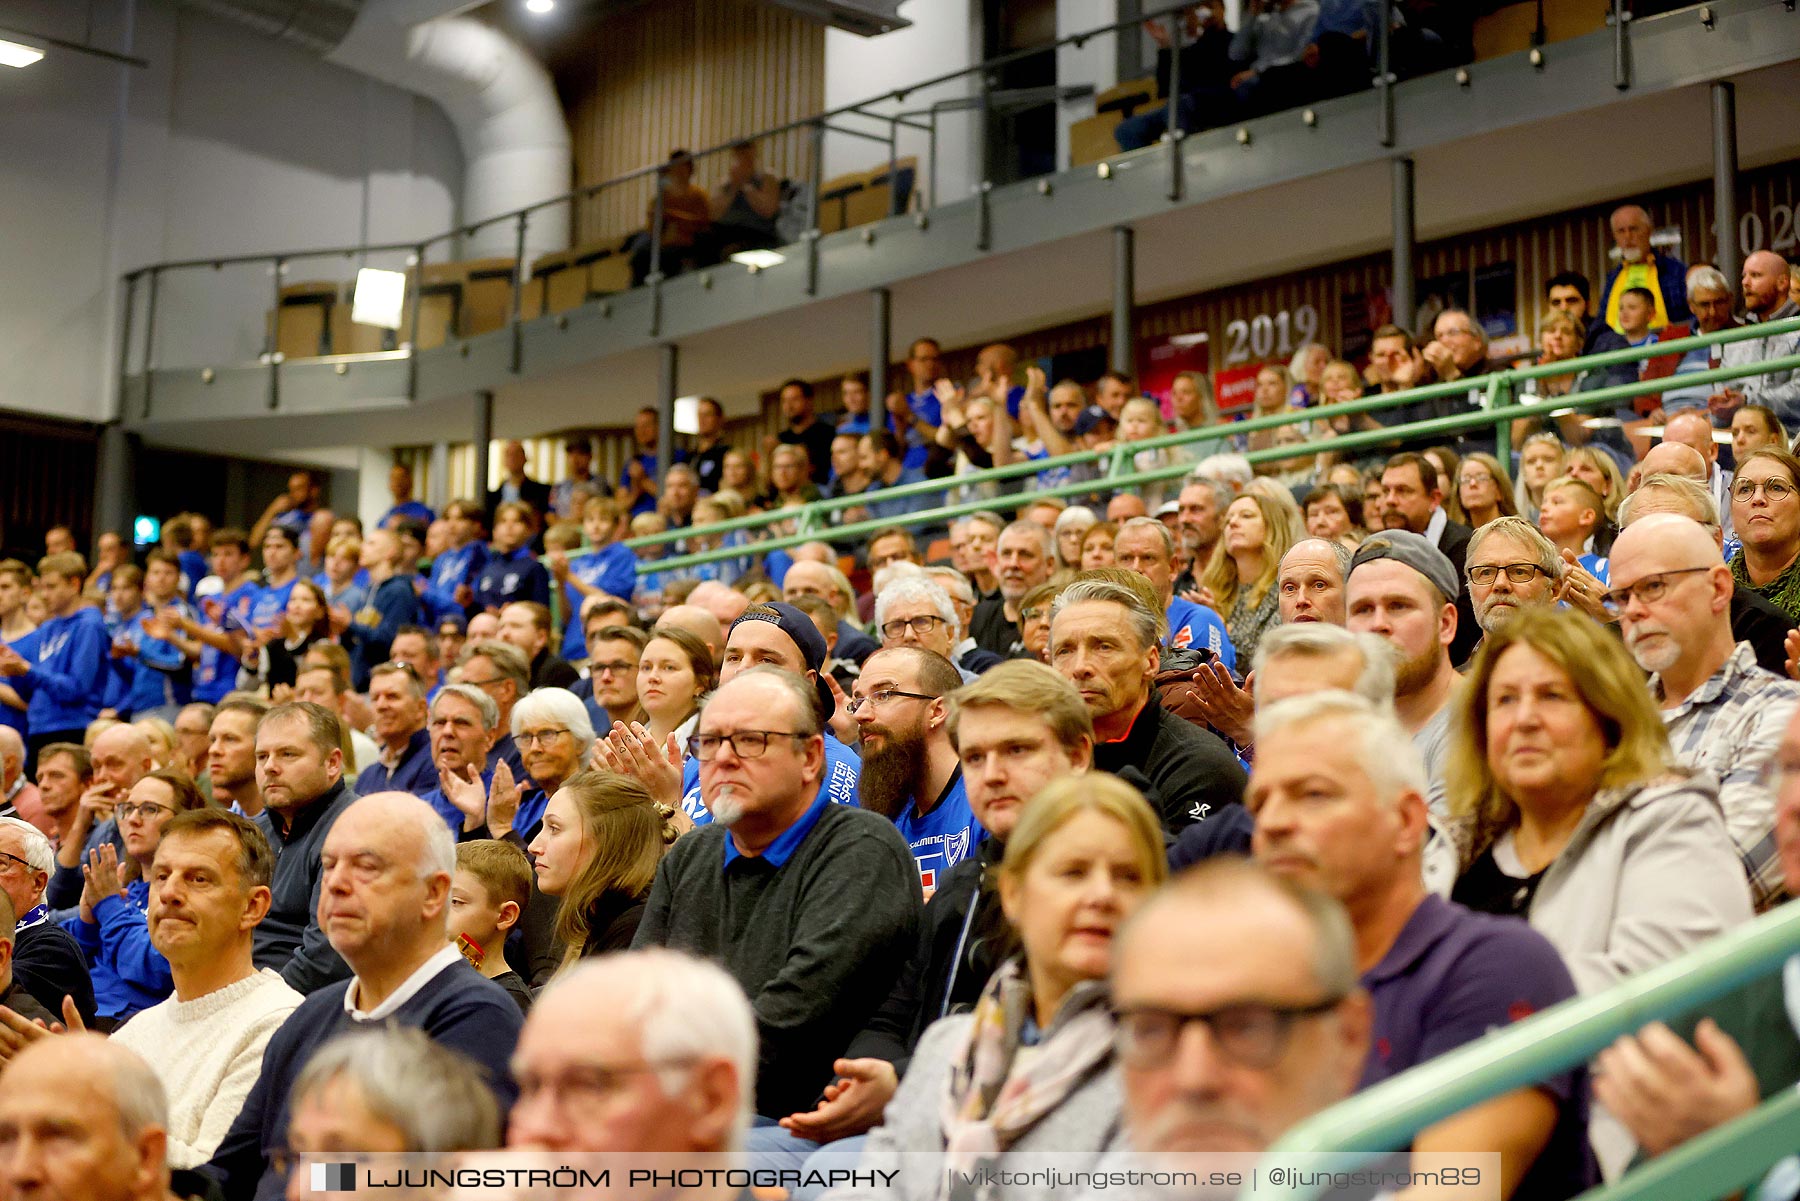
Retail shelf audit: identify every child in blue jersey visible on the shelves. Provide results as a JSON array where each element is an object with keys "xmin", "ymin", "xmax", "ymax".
[
  {"xmin": 248, "ymin": 526, "xmax": 302, "ymax": 634},
  {"xmin": 316, "ymin": 534, "xmax": 370, "ymax": 618},
  {"xmin": 0, "ymin": 552, "xmax": 110, "ymax": 749},
  {"xmin": 1540, "ymin": 476, "xmax": 1611, "ymax": 588},
  {"xmin": 105, "ymin": 553, "xmax": 195, "ymax": 722},
  {"xmin": 343, "ymin": 529, "xmax": 424, "ymax": 691},
  {"xmin": 474, "ymin": 502, "xmax": 550, "ymax": 615},
  {"xmin": 420, "ymin": 498, "xmax": 489, "ymax": 621},
  {"xmin": 175, "ymin": 530, "xmax": 260, "ymax": 705},
  {"xmin": 549, "ymin": 496, "xmax": 636, "ymax": 663}
]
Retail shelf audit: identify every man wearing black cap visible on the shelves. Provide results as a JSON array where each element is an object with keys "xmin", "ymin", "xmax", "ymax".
[
  {"xmin": 675, "ymin": 602, "xmax": 861, "ymax": 827},
  {"xmin": 1345, "ymin": 530, "xmax": 1461, "ymax": 815}
]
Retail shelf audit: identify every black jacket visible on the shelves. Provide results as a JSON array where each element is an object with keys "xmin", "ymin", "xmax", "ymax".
[
  {"xmin": 1732, "ymin": 586, "xmax": 1793, "ymax": 675},
  {"xmin": 12, "ymin": 920, "xmax": 96, "ymax": 1025},
  {"xmin": 969, "ymin": 594, "xmax": 1022, "ymax": 658},
  {"xmin": 835, "ymin": 621, "xmax": 880, "ymax": 667},
  {"xmin": 1094, "ymin": 698, "xmax": 1247, "ymax": 834},
  {"xmin": 252, "ymin": 779, "xmax": 357, "ymax": 995},
  {"xmin": 529, "ymin": 649, "xmax": 580, "ymax": 691},
  {"xmin": 486, "ymin": 477, "xmax": 552, "ymax": 525},
  {"xmin": 1435, "ymin": 518, "xmax": 1482, "ymax": 667}
]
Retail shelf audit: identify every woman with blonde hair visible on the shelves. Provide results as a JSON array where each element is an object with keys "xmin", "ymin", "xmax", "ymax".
[
  {"xmin": 526, "ymin": 770, "xmax": 676, "ymax": 968},
  {"xmin": 850, "ymin": 774, "xmax": 1168, "ymax": 1198},
  {"xmin": 1456, "ymin": 452, "xmax": 1520, "ymax": 529},
  {"xmin": 1514, "ymin": 433, "xmax": 1566, "ymax": 524},
  {"xmin": 1200, "ymin": 492, "xmax": 1300, "ymax": 662}
]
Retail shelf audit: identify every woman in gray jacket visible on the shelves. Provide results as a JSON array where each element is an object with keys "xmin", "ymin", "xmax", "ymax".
[{"xmin": 823, "ymin": 775, "xmax": 1168, "ymax": 1201}]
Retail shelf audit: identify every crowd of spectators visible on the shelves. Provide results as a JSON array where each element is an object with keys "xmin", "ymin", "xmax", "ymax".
[{"xmin": 3, "ymin": 223, "xmax": 1800, "ymax": 1201}]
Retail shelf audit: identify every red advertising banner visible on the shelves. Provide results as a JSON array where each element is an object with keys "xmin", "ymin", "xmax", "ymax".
[
  {"xmin": 1135, "ymin": 332, "xmax": 1211, "ymax": 420},
  {"xmin": 1216, "ymin": 362, "xmax": 1265, "ymax": 414}
]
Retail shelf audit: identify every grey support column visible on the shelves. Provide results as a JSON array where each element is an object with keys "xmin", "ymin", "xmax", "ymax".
[
  {"xmin": 870, "ymin": 287, "xmax": 891, "ymax": 434},
  {"xmin": 92, "ymin": 423, "xmax": 137, "ymax": 545},
  {"xmin": 1391, "ymin": 157, "xmax": 1417, "ymax": 335},
  {"xmin": 657, "ymin": 343, "xmax": 678, "ymax": 479},
  {"xmin": 428, "ymin": 442, "xmax": 449, "ymax": 511},
  {"xmin": 1712, "ymin": 81, "xmax": 1741, "ymax": 293},
  {"xmin": 474, "ymin": 390, "xmax": 494, "ymax": 499},
  {"xmin": 1111, "ymin": 225, "xmax": 1136, "ymax": 377}
]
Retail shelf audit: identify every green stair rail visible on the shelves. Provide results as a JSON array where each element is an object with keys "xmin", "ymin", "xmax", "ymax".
[
  {"xmin": 624, "ymin": 316, "xmax": 1800, "ymax": 576},
  {"xmin": 1259, "ymin": 901, "xmax": 1800, "ymax": 1201}
]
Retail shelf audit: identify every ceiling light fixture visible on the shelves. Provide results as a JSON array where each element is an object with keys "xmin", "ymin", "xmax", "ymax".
[
  {"xmin": 730, "ymin": 249, "xmax": 786, "ymax": 270},
  {"xmin": 524, "ymin": 0, "xmax": 555, "ymax": 14},
  {"xmin": 0, "ymin": 38, "xmax": 45, "ymax": 68}
]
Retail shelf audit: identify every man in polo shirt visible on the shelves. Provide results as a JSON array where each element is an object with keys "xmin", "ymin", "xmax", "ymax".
[
  {"xmin": 632, "ymin": 668, "xmax": 920, "ymax": 1122},
  {"xmin": 674, "ymin": 603, "xmax": 859, "ymax": 827},
  {"xmin": 251, "ymin": 703, "xmax": 357, "ymax": 995},
  {"xmin": 848, "ymin": 648, "xmax": 981, "ymax": 899},
  {"xmin": 1249, "ymin": 691, "xmax": 1593, "ymax": 1197},
  {"xmin": 1048, "ymin": 578, "xmax": 1246, "ymax": 833},
  {"xmin": 206, "ymin": 792, "xmax": 521, "ymax": 1199},
  {"xmin": 353, "ymin": 662, "xmax": 433, "ymax": 799},
  {"xmin": 1113, "ymin": 517, "xmax": 1235, "ymax": 666},
  {"xmin": 1611, "ymin": 513, "xmax": 1800, "ymax": 911},
  {"xmin": 1346, "ymin": 531, "xmax": 1462, "ymax": 815}
]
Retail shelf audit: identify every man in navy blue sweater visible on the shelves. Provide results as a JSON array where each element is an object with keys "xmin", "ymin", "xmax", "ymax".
[
  {"xmin": 0, "ymin": 553, "xmax": 108, "ymax": 758},
  {"xmin": 353, "ymin": 662, "xmax": 434, "ymax": 799},
  {"xmin": 205, "ymin": 791, "xmax": 521, "ymax": 1199}
]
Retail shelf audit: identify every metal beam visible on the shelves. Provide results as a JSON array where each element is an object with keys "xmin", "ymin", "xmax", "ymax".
[
  {"xmin": 869, "ymin": 288, "xmax": 890, "ymax": 434},
  {"xmin": 92, "ymin": 424, "xmax": 136, "ymax": 551},
  {"xmin": 473, "ymin": 390, "xmax": 494, "ymax": 499},
  {"xmin": 1712, "ymin": 81, "xmax": 1742, "ymax": 293},
  {"xmin": 656, "ymin": 343, "xmax": 678, "ymax": 480},
  {"xmin": 1391, "ymin": 156, "xmax": 1417, "ymax": 335},
  {"xmin": 1111, "ymin": 226, "xmax": 1135, "ymax": 377}
]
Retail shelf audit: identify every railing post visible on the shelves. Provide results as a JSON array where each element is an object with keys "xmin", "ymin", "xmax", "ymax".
[
  {"xmin": 886, "ymin": 116, "xmax": 901, "ymax": 217},
  {"xmin": 473, "ymin": 390, "xmax": 494, "ymax": 499},
  {"xmin": 648, "ymin": 169, "xmax": 667, "ymax": 335},
  {"xmin": 926, "ymin": 109, "xmax": 939, "ymax": 211},
  {"xmin": 656, "ymin": 343, "xmax": 678, "ymax": 483},
  {"xmin": 1377, "ymin": 0, "xmax": 1395, "ymax": 147},
  {"xmin": 806, "ymin": 120, "xmax": 824, "ymax": 296},
  {"xmin": 1112, "ymin": 225, "xmax": 1136, "ymax": 377},
  {"xmin": 269, "ymin": 256, "xmax": 284, "ymax": 412},
  {"xmin": 407, "ymin": 242, "xmax": 426, "ymax": 400},
  {"xmin": 1611, "ymin": 0, "xmax": 1632, "ymax": 90},
  {"xmin": 1164, "ymin": 20, "xmax": 1184, "ymax": 202},
  {"xmin": 1712, "ymin": 81, "xmax": 1742, "ymax": 293},
  {"xmin": 115, "ymin": 272, "xmax": 137, "ymax": 419},
  {"xmin": 1490, "ymin": 375, "xmax": 1515, "ymax": 466},
  {"xmin": 870, "ymin": 287, "xmax": 891, "ymax": 435},
  {"xmin": 1391, "ymin": 157, "xmax": 1416, "ymax": 336},
  {"xmin": 141, "ymin": 267, "xmax": 160, "ymax": 419},
  {"xmin": 510, "ymin": 210, "xmax": 528, "ymax": 373}
]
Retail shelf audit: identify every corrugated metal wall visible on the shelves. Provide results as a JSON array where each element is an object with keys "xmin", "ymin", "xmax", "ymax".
[{"xmin": 564, "ymin": 0, "xmax": 827, "ymax": 248}]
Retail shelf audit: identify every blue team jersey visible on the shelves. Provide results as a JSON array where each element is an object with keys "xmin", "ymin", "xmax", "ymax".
[
  {"xmin": 249, "ymin": 576, "xmax": 298, "ymax": 632},
  {"xmin": 1578, "ymin": 554, "xmax": 1610, "ymax": 585},
  {"xmin": 423, "ymin": 542, "xmax": 488, "ymax": 619},
  {"xmin": 473, "ymin": 547, "xmax": 550, "ymax": 613},
  {"xmin": 680, "ymin": 732, "xmax": 861, "ymax": 826},
  {"xmin": 194, "ymin": 580, "xmax": 259, "ymax": 703},
  {"xmin": 894, "ymin": 771, "xmax": 985, "ymax": 897},
  {"xmin": 1166, "ymin": 597, "xmax": 1236, "ymax": 670},
  {"xmin": 559, "ymin": 544, "xmax": 638, "ymax": 660}
]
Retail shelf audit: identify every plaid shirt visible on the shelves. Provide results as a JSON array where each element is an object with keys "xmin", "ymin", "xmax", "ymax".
[{"xmin": 1653, "ymin": 641, "xmax": 1800, "ymax": 912}]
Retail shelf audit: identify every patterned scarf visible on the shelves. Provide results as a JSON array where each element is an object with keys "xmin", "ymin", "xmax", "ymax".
[
  {"xmin": 937, "ymin": 957, "xmax": 1116, "ymax": 1200},
  {"xmin": 1730, "ymin": 549, "xmax": 1800, "ymax": 624}
]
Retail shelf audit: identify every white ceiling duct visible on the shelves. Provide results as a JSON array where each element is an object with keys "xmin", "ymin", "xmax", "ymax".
[{"xmin": 187, "ymin": 0, "xmax": 571, "ymax": 261}]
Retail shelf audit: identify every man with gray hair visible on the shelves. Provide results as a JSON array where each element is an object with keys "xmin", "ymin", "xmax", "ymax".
[
  {"xmin": 970, "ymin": 521, "xmax": 1053, "ymax": 658},
  {"xmin": 511, "ymin": 949, "xmax": 759, "ymax": 1153},
  {"xmin": 1464, "ymin": 516, "xmax": 1564, "ymax": 642},
  {"xmin": 283, "ymin": 1027, "xmax": 501, "ymax": 1160},
  {"xmin": 634, "ymin": 668, "xmax": 919, "ymax": 1122},
  {"xmin": 1172, "ymin": 477, "xmax": 1232, "ymax": 599},
  {"xmin": 419, "ymin": 684, "xmax": 501, "ymax": 835},
  {"xmin": 0, "ymin": 1033, "xmax": 208, "ymax": 1201},
  {"xmin": 783, "ymin": 559, "xmax": 878, "ymax": 666},
  {"xmin": 875, "ymin": 577, "xmax": 976, "ymax": 681},
  {"xmin": 206, "ymin": 792, "xmax": 522, "ymax": 1198},
  {"xmin": 1049, "ymin": 579, "xmax": 1246, "ymax": 832},
  {"xmin": 1248, "ymin": 692, "xmax": 1592, "ymax": 1193},
  {"xmin": 0, "ymin": 814, "xmax": 93, "ymax": 1025},
  {"xmin": 921, "ymin": 567, "xmax": 1004, "ymax": 678},
  {"xmin": 457, "ymin": 640, "xmax": 530, "ymax": 780}
]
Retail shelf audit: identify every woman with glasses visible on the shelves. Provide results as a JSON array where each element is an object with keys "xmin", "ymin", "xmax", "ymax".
[
  {"xmin": 1017, "ymin": 580, "xmax": 1063, "ymax": 664},
  {"xmin": 850, "ymin": 775, "xmax": 1167, "ymax": 1198},
  {"xmin": 636, "ymin": 628, "xmax": 717, "ymax": 750},
  {"xmin": 62, "ymin": 768, "xmax": 205, "ymax": 1027},
  {"xmin": 1729, "ymin": 448, "xmax": 1800, "ymax": 621},
  {"xmin": 505, "ymin": 687, "xmax": 596, "ymax": 843},
  {"xmin": 526, "ymin": 771, "xmax": 675, "ymax": 970},
  {"xmin": 1456, "ymin": 452, "xmax": 1520, "ymax": 530}
]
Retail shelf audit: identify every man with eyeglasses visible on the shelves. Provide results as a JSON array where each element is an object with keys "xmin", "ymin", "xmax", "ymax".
[
  {"xmin": 670, "ymin": 603, "xmax": 860, "ymax": 829},
  {"xmin": 1247, "ymin": 693, "xmax": 1593, "ymax": 1195},
  {"xmin": 874, "ymin": 577, "xmax": 965, "ymax": 670},
  {"xmin": 575, "ymin": 624, "xmax": 648, "ymax": 734},
  {"xmin": 509, "ymin": 949, "xmax": 757, "ymax": 1154},
  {"xmin": 1464, "ymin": 517, "xmax": 1563, "ymax": 656},
  {"xmin": 1610, "ymin": 513, "xmax": 1800, "ymax": 912},
  {"xmin": 353, "ymin": 662, "xmax": 434, "ymax": 801},
  {"xmin": 0, "ymin": 815, "xmax": 94, "ymax": 1028},
  {"xmin": 207, "ymin": 792, "xmax": 521, "ymax": 1198},
  {"xmin": 848, "ymin": 648, "xmax": 979, "ymax": 900},
  {"xmin": 634, "ymin": 667, "xmax": 920, "ymax": 1124}
]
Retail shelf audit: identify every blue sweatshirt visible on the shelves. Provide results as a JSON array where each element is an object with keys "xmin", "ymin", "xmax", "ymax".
[
  {"xmin": 193, "ymin": 580, "xmax": 259, "ymax": 704},
  {"xmin": 342, "ymin": 575, "xmax": 422, "ymax": 691},
  {"xmin": 421, "ymin": 541, "xmax": 488, "ymax": 620},
  {"xmin": 63, "ymin": 878, "xmax": 171, "ymax": 1020},
  {"xmin": 106, "ymin": 603, "xmax": 194, "ymax": 718},
  {"xmin": 473, "ymin": 546, "xmax": 549, "ymax": 613},
  {"xmin": 558, "ymin": 543, "xmax": 638, "ymax": 660},
  {"xmin": 16, "ymin": 607, "xmax": 108, "ymax": 734}
]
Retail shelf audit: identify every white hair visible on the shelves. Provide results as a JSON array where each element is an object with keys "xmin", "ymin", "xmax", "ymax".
[
  {"xmin": 294, "ymin": 1027, "xmax": 500, "ymax": 1152},
  {"xmin": 1254, "ymin": 690, "xmax": 1427, "ymax": 806},
  {"xmin": 1686, "ymin": 264, "xmax": 1732, "ymax": 297},
  {"xmin": 1192, "ymin": 453, "xmax": 1254, "ymax": 488},
  {"xmin": 875, "ymin": 577, "xmax": 961, "ymax": 644},
  {"xmin": 1252, "ymin": 625, "xmax": 1396, "ymax": 708},
  {"xmin": 105, "ymin": 1041, "xmax": 170, "ymax": 1140},
  {"xmin": 870, "ymin": 560, "xmax": 924, "ymax": 596},
  {"xmin": 431, "ymin": 683, "xmax": 499, "ymax": 732},
  {"xmin": 0, "ymin": 816, "xmax": 54, "ymax": 878},
  {"xmin": 541, "ymin": 950, "xmax": 759, "ymax": 1150},
  {"xmin": 922, "ymin": 566, "xmax": 975, "ymax": 608},
  {"xmin": 1053, "ymin": 506, "xmax": 1098, "ymax": 535},
  {"xmin": 509, "ymin": 688, "xmax": 596, "ymax": 767}
]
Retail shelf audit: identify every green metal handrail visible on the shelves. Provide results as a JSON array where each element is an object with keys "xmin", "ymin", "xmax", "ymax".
[
  {"xmin": 1262, "ymin": 902, "xmax": 1800, "ymax": 1200},
  {"xmin": 625, "ymin": 316, "xmax": 1800, "ymax": 575}
]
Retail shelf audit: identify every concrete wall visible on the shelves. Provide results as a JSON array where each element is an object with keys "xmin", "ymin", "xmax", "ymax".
[{"xmin": 0, "ymin": 0, "xmax": 462, "ymax": 423}]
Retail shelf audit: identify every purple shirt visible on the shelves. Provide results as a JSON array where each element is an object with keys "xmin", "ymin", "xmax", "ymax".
[{"xmin": 1362, "ymin": 894, "xmax": 1596, "ymax": 1200}]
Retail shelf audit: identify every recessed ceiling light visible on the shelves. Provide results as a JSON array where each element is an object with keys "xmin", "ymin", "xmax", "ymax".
[
  {"xmin": 0, "ymin": 38, "xmax": 45, "ymax": 68},
  {"xmin": 524, "ymin": 0, "xmax": 554, "ymax": 14},
  {"xmin": 729, "ymin": 249, "xmax": 786, "ymax": 270}
]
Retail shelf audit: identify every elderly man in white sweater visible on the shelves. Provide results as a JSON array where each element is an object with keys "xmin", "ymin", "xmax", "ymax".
[{"xmin": 109, "ymin": 807, "xmax": 301, "ymax": 1167}]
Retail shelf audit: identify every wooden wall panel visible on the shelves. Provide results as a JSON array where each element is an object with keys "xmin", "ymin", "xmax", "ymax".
[{"xmin": 563, "ymin": 0, "xmax": 826, "ymax": 248}]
